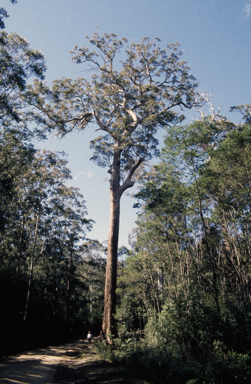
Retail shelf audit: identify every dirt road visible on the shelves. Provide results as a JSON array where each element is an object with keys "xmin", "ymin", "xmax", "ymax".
[
  {"xmin": 0, "ymin": 340, "xmax": 148, "ymax": 384},
  {"xmin": 0, "ymin": 340, "xmax": 86, "ymax": 384}
]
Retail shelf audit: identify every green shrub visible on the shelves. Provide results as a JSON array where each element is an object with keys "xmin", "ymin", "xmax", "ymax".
[{"xmin": 95, "ymin": 335, "xmax": 251, "ymax": 384}]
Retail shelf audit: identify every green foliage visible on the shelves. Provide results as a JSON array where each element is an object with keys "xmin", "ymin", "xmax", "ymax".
[
  {"xmin": 114, "ymin": 105, "xmax": 251, "ymax": 382},
  {"xmin": 0, "ymin": 24, "xmax": 108, "ymax": 355},
  {"xmin": 79, "ymin": 240, "xmax": 106, "ymax": 328},
  {"xmin": 0, "ymin": 7, "xmax": 8, "ymax": 30},
  {"xmin": 25, "ymin": 32, "xmax": 202, "ymax": 191},
  {"xmin": 0, "ymin": 126, "xmax": 106, "ymax": 356},
  {"xmin": 0, "ymin": 1, "xmax": 17, "ymax": 30},
  {"xmin": 0, "ymin": 31, "xmax": 46, "ymax": 123},
  {"xmin": 96, "ymin": 335, "xmax": 251, "ymax": 383}
]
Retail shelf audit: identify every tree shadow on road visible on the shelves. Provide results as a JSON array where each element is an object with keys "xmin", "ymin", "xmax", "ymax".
[
  {"xmin": 54, "ymin": 346, "xmax": 147, "ymax": 384},
  {"xmin": 0, "ymin": 358, "xmax": 54, "ymax": 383}
]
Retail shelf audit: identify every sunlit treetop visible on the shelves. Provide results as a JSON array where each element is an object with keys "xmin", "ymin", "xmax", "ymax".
[{"xmin": 26, "ymin": 33, "xmax": 203, "ymax": 188}]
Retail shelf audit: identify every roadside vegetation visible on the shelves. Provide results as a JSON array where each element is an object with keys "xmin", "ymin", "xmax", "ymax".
[{"xmin": 98, "ymin": 104, "xmax": 251, "ymax": 383}]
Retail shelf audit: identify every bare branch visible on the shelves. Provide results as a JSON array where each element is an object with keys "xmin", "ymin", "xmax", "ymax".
[{"xmin": 119, "ymin": 156, "xmax": 146, "ymax": 196}]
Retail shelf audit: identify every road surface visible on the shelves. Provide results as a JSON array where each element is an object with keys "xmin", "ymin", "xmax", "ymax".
[{"xmin": 0, "ymin": 339, "xmax": 86, "ymax": 384}]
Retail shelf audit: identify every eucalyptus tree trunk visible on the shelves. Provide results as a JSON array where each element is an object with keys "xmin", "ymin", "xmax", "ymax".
[
  {"xmin": 16, "ymin": 215, "xmax": 25, "ymax": 275},
  {"xmin": 192, "ymin": 165, "xmax": 222, "ymax": 328},
  {"xmin": 66, "ymin": 241, "xmax": 74, "ymax": 322},
  {"xmin": 23, "ymin": 214, "xmax": 39, "ymax": 321},
  {"xmin": 102, "ymin": 149, "xmax": 121, "ymax": 337}
]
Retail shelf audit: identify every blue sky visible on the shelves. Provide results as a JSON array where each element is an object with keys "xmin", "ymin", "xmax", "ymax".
[{"xmin": 3, "ymin": 0, "xmax": 251, "ymax": 247}]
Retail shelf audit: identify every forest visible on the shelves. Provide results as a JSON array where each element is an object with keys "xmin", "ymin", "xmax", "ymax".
[{"xmin": 1, "ymin": 3, "xmax": 251, "ymax": 383}]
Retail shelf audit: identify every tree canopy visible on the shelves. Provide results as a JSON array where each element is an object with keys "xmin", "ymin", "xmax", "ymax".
[
  {"xmin": 112, "ymin": 105, "xmax": 251, "ymax": 382},
  {"xmin": 0, "ymin": 30, "xmax": 46, "ymax": 123},
  {"xmin": 26, "ymin": 33, "xmax": 202, "ymax": 187}
]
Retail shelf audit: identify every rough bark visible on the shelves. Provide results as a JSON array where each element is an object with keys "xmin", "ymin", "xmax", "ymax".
[
  {"xmin": 23, "ymin": 214, "xmax": 39, "ymax": 321},
  {"xmin": 102, "ymin": 149, "xmax": 121, "ymax": 338},
  {"xmin": 66, "ymin": 240, "xmax": 74, "ymax": 322},
  {"xmin": 16, "ymin": 215, "xmax": 25, "ymax": 275}
]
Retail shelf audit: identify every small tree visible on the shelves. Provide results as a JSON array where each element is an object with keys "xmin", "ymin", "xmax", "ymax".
[{"xmin": 26, "ymin": 33, "xmax": 203, "ymax": 336}]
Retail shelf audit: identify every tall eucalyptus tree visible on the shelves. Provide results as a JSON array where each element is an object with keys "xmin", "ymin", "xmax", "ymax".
[{"xmin": 25, "ymin": 33, "xmax": 203, "ymax": 336}]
